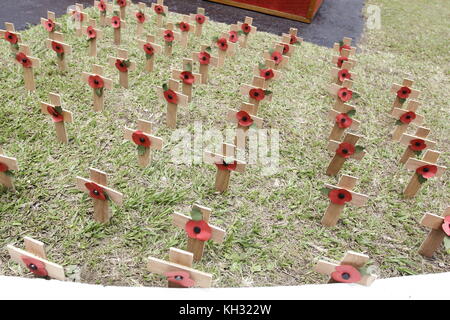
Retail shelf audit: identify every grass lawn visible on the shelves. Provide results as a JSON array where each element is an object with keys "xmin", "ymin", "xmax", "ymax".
[{"xmin": 0, "ymin": 0, "xmax": 448, "ymax": 287}]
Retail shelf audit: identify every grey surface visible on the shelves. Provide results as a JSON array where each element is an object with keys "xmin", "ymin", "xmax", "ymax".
[{"xmin": 0, "ymin": 0, "xmax": 366, "ymax": 48}]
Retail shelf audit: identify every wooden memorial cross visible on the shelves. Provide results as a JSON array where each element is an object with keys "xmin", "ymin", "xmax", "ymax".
[
  {"xmin": 159, "ymin": 23, "xmax": 180, "ymax": 56},
  {"xmin": 172, "ymin": 204, "xmax": 226, "ymax": 261},
  {"xmin": 263, "ymin": 44, "xmax": 289, "ymax": 70},
  {"xmin": 327, "ymin": 104, "xmax": 360, "ymax": 141},
  {"xmin": 226, "ymin": 102, "xmax": 263, "ymax": 149},
  {"xmin": 135, "ymin": 2, "xmax": 147, "ymax": 36},
  {"xmin": 253, "ymin": 60, "xmax": 282, "ymax": 89},
  {"xmin": 75, "ymin": 168, "xmax": 124, "ymax": 223},
  {"xmin": 236, "ymin": 16, "xmax": 257, "ymax": 48},
  {"xmin": 215, "ymin": 32, "xmax": 236, "ymax": 68},
  {"xmin": 95, "ymin": 0, "xmax": 113, "ymax": 27},
  {"xmin": 69, "ymin": 4, "xmax": 89, "ymax": 37},
  {"xmin": 204, "ymin": 143, "xmax": 246, "ymax": 193},
  {"xmin": 40, "ymin": 93, "xmax": 74, "ymax": 144},
  {"xmin": 41, "ymin": 11, "xmax": 61, "ymax": 40},
  {"xmin": 0, "ymin": 22, "xmax": 21, "ymax": 53},
  {"xmin": 13, "ymin": 44, "xmax": 40, "ymax": 91},
  {"xmin": 192, "ymin": 45, "xmax": 218, "ymax": 84},
  {"xmin": 240, "ymin": 76, "xmax": 272, "ymax": 112},
  {"xmin": 82, "ymin": 65, "xmax": 113, "ymax": 112},
  {"xmin": 390, "ymin": 78, "xmax": 421, "ymax": 113},
  {"xmin": 333, "ymin": 37, "xmax": 357, "ymax": 57},
  {"xmin": 403, "ymin": 150, "xmax": 446, "ymax": 198},
  {"xmin": 108, "ymin": 49, "xmax": 136, "ymax": 89},
  {"xmin": 177, "ymin": 15, "xmax": 195, "ymax": 48},
  {"xmin": 7, "ymin": 237, "xmax": 65, "ymax": 281},
  {"xmin": 328, "ymin": 79, "xmax": 359, "ymax": 112},
  {"xmin": 399, "ymin": 127, "xmax": 437, "ymax": 164},
  {"xmin": 190, "ymin": 8, "xmax": 208, "ymax": 37},
  {"xmin": 172, "ymin": 58, "xmax": 202, "ymax": 102},
  {"xmin": 390, "ymin": 100, "xmax": 423, "ymax": 141},
  {"xmin": 82, "ymin": 18, "xmax": 102, "ymax": 57},
  {"xmin": 282, "ymin": 28, "xmax": 303, "ymax": 48},
  {"xmin": 320, "ymin": 175, "xmax": 369, "ymax": 227},
  {"xmin": 0, "ymin": 147, "xmax": 18, "ymax": 191},
  {"xmin": 331, "ymin": 47, "xmax": 357, "ymax": 70},
  {"xmin": 331, "ymin": 60, "xmax": 357, "ymax": 85},
  {"xmin": 277, "ymin": 34, "xmax": 296, "ymax": 58},
  {"xmin": 137, "ymin": 34, "xmax": 162, "ymax": 72},
  {"xmin": 156, "ymin": 79, "xmax": 188, "ymax": 128},
  {"xmin": 326, "ymin": 132, "xmax": 366, "ymax": 176},
  {"xmin": 124, "ymin": 119, "xmax": 163, "ymax": 167},
  {"xmin": 107, "ymin": 11, "xmax": 126, "ymax": 45},
  {"xmin": 148, "ymin": 247, "xmax": 213, "ymax": 288},
  {"xmin": 152, "ymin": 0, "xmax": 168, "ymax": 28},
  {"xmin": 46, "ymin": 33, "xmax": 72, "ymax": 71},
  {"xmin": 419, "ymin": 207, "xmax": 450, "ymax": 257},
  {"xmin": 314, "ymin": 251, "xmax": 377, "ymax": 286},
  {"xmin": 115, "ymin": 0, "xmax": 129, "ymax": 20}
]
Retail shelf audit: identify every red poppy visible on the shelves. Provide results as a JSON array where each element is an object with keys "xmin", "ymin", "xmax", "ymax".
[
  {"xmin": 397, "ymin": 86, "xmax": 411, "ymax": 99},
  {"xmin": 165, "ymin": 271, "xmax": 195, "ymax": 288},
  {"xmin": 111, "ymin": 16, "xmax": 121, "ymax": 29},
  {"xmin": 339, "ymin": 44, "xmax": 351, "ymax": 53},
  {"xmin": 185, "ymin": 220, "xmax": 212, "ymax": 241},
  {"xmin": 337, "ymin": 56, "xmax": 348, "ymax": 68},
  {"xmin": 271, "ymin": 51, "xmax": 283, "ymax": 65},
  {"xmin": 88, "ymin": 75, "xmax": 104, "ymax": 89},
  {"xmin": 143, "ymin": 43, "xmax": 154, "ymax": 56},
  {"xmin": 4, "ymin": 31, "xmax": 18, "ymax": 44},
  {"xmin": 236, "ymin": 111, "xmax": 254, "ymax": 127},
  {"xmin": 164, "ymin": 89, "xmax": 178, "ymax": 104},
  {"xmin": 98, "ymin": 0, "xmax": 107, "ymax": 12},
  {"xmin": 216, "ymin": 37, "xmax": 228, "ymax": 51},
  {"xmin": 117, "ymin": 0, "xmax": 127, "ymax": 7},
  {"xmin": 15, "ymin": 52, "xmax": 32, "ymax": 68},
  {"xmin": 198, "ymin": 51, "xmax": 211, "ymax": 65},
  {"xmin": 260, "ymin": 68, "xmax": 274, "ymax": 80},
  {"xmin": 337, "ymin": 87, "xmax": 353, "ymax": 102},
  {"xmin": 290, "ymin": 34, "xmax": 298, "ymax": 45},
  {"xmin": 21, "ymin": 257, "xmax": 48, "ymax": 277},
  {"xmin": 51, "ymin": 41, "xmax": 64, "ymax": 54},
  {"xmin": 163, "ymin": 30, "xmax": 174, "ymax": 42},
  {"xmin": 44, "ymin": 19, "xmax": 55, "ymax": 32},
  {"xmin": 136, "ymin": 11, "xmax": 146, "ymax": 23},
  {"xmin": 115, "ymin": 59, "xmax": 129, "ymax": 72},
  {"xmin": 442, "ymin": 216, "xmax": 450, "ymax": 237},
  {"xmin": 335, "ymin": 113, "xmax": 352, "ymax": 129},
  {"xmin": 228, "ymin": 31, "xmax": 238, "ymax": 43},
  {"xmin": 195, "ymin": 14, "xmax": 206, "ymax": 24},
  {"xmin": 72, "ymin": 11, "xmax": 84, "ymax": 22},
  {"xmin": 47, "ymin": 106, "xmax": 64, "ymax": 123},
  {"xmin": 328, "ymin": 188, "xmax": 352, "ymax": 205},
  {"xmin": 0, "ymin": 162, "xmax": 9, "ymax": 172},
  {"xmin": 399, "ymin": 111, "xmax": 416, "ymax": 124},
  {"xmin": 85, "ymin": 182, "xmax": 107, "ymax": 201},
  {"xmin": 178, "ymin": 22, "xmax": 190, "ymax": 32},
  {"xmin": 86, "ymin": 26, "xmax": 97, "ymax": 39},
  {"xmin": 132, "ymin": 130, "xmax": 151, "ymax": 148},
  {"xmin": 282, "ymin": 43, "xmax": 289, "ymax": 55},
  {"xmin": 331, "ymin": 265, "xmax": 361, "ymax": 283},
  {"xmin": 409, "ymin": 139, "xmax": 426, "ymax": 152},
  {"xmin": 249, "ymin": 88, "xmax": 266, "ymax": 101},
  {"xmin": 154, "ymin": 4, "xmax": 164, "ymax": 14},
  {"xmin": 216, "ymin": 159, "xmax": 237, "ymax": 171},
  {"xmin": 336, "ymin": 142, "xmax": 355, "ymax": 159},
  {"xmin": 241, "ymin": 23, "xmax": 251, "ymax": 34},
  {"xmin": 416, "ymin": 164, "xmax": 438, "ymax": 179},
  {"xmin": 180, "ymin": 71, "xmax": 195, "ymax": 85},
  {"xmin": 338, "ymin": 69, "xmax": 351, "ymax": 82}
]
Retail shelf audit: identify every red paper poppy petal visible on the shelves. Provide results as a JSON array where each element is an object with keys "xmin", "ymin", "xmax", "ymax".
[
  {"xmin": 21, "ymin": 257, "xmax": 48, "ymax": 277},
  {"xmin": 0, "ymin": 162, "xmax": 9, "ymax": 172}
]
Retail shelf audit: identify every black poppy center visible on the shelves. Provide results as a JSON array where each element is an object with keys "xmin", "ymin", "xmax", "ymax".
[
  {"xmin": 93, "ymin": 189, "xmax": 100, "ymax": 196},
  {"xmin": 202, "ymin": 56, "xmax": 207, "ymax": 61},
  {"xmin": 342, "ymin": 73, "xmax": 347, "ymax": 77},
  {"xmin": 265, "ymin": 71, "xmax": 271, "ymax": 76},
  {"xmin": 168, "ymin": 95, "xmax": 173, "ymax": 100},
  {"xmin": 22, "ymin": 59, "xmax": 27, "ymax": 63},
  {"xmin": 8, "ymin": 35, "xmax": 13, "ymax": 39},
  {"xmin": 29, "ymin": 263, "xmax": 38, "ymax": 271},
  {"xmin": 341, "ymin": 118, "xmax": 347, "ymax": 122},
  {"xmin": 342, "ymin": 273, "xmax": 350, "ymax": 280},
  {"xmin": 415, "ymin": 142, "xmax": 421, "ymax": 146},
  {"xmin": 184, "ymin": 74, "xmax": 189, "ymax": 79},
  {"xmin": 403, "ymin": 90, "xmax": 408, "ymax": 94},
  {"xmin": 423, "ymin": 167, "xmax": 429, "ymax": 172},
  {"xmin": 139, "ymin": 137, "xmax": 146, "ymax": 143},
  {"xmin": 274, "ymin": 56, "xmax": 279, "ymax": 61},
  {"xmin": 94, "ymin": 80, "xmax": 99, "ymax": 85},
  {"xmin": 338, "ymin": 193, "xmax": 346, "ymax": 199},
  {"xmin": 242, "ymin": 117, "xmax": 248, "ymax": 122},
  {"xmin": 254, "ymin": 92, "xmax": 259, "ymax": 97},
  {"xmin": 342, "ymin": 149, "xmax": 349, "ymax": 154},
  {"xmin": 406, "ymin": 115, "xmax": 411, "ymax": 119},
  {"xmin": 342, "ymin": 92, "xmax": 347, "ymax": 96},
  {"xmin": 193, "ymin": 226, "xmax": 201, "ymax": 234},
  {"xmin": 120, "ymin": 63, "xmax": 125, "ymax": 67},
  {"xmin": 175, "ymin": 275, "xmax": 183, "ymax": 280}
]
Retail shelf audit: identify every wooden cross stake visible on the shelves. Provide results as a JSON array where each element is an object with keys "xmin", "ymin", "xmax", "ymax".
[
  {"xmin": 390, "ymin": 78, "xmax": 421, "ymax": 113},
  {"xmin": 327, "ymin": 104, "xmax": 360, "ymax": 141},
  {"xmin": 172, "ymin": 58, "xmax": 202, "ymax": 102},
  {"xmin": 419, "ymin": 207, "xmax": 450, "ymax": 257},
  {"xmin": 333, "ymin": 37, "xmax": 357, "ymax": 56},
  {"xmin": 135, "ymin": 2, "xmax": 147, "ymax": 36},
  {"xmin": 82, "ymin": 18, "xmax": 102, "ymax": 57},
  {"xmin": 331, "ymin": 47, "xmax": 357, "ymax": 69},
  {"xmin": 328, "ymin": 79, "xmax": 359, "ymax": 111},
  {"xmin": 331, "ymin": 60, "xmax": 357, "ymax": 85},
  {"xmin": 314, "ymin": 251, "xmax": 377, "ymax": 286},
  {"xmin": 69, "ymin": 4, "xmax": 89, "ymax": 37},
  {"xmin": 192, "ymin": 45, "xmax": 218, "ymax": 84},
  {"xmin": 399, "ymin": 127, "xmax": 436, "ymax": 164},
  {"xmin": 226, "ymin": 102, "xmax": 263, "ymax": 149},
  {"xmin": 0, "ymin": 22, "xmax": 21, "ymax": 53},
  {"xmin": 390, "ymin": 100, "xmax": 423, "ymax": 141},
  {"xmin": 172, "ymin": 204, "xmax": 226, "ymax": 261},
  {"xmin": 137, "ymin": 34, "xmax": 162, "ymax": 73},
  {"xmin": 82, "ymin": 64, "xmax": 113, "ymax": 111},
  {"xmin": 156, "ymin": 79, "xmax": 189, "ymax": 128},
  {"xmin": 148, "ymin": 247, "xmax": 213, "ymax": 288},
  {"xmin": 282, "ymin": 28, "xmax": 303, "ymax": 48},
  {"xmin": 326, "ymin": 132, "xmax": 366, "ymax": 176},
  {"xmin": 124, "ymin": 119, "xmax": 164, "ymax": 167},
  {"xmin": 152, "ymin": 0, "xmax": 168, "ymax": 28},
  {"xmin": 46, "ymin": 34, "xmax": 72, "ymax": 71},
  {"xmin": 204, "ymin": 143, "xmax": 246, "ymax": 193},
  {"xmin": 159, "ymin": 23, "xmax": 181, "ymax": 56},
  {"xmin": 117, "ymin": 0, "xmax": 129, "ymax": 20},
  {"xmin": 75, "ymin": 168, "xmax": 124, "ymax": 223},
  {"xmin": 190, "ymin": 7, "xmax": 208, "ymax": 37},
  {"xmin": 41, "ymin": 11, "xmax": 61, "ymax": 40},
  {"xmin": 13, "ymin": 44, "xmax": 40, "ymax": 91},
  {"xmin": 177, "ymin": 15, "xmax": 195, "ymax": 48},
  {"xmin": 240, "ymin": 76, "xmax": 272, "ymax": 112},
  {"xmin": 94, "ymin": 0, "xmax": 113, "ymax": 26},
  {"xmin": 108, "ymin": 49, "xmax": 136, "ymax": 88},
  {"xmin": 253, "ymin": 60, "xmax": 282, "ymax": 89},
  {"xmin": 7, "ymin": 237, "xmax": 65, "ymax": 281},
  {"xmin": 263, "ymin": 44, "xmax": 289, "ymax": 69},
  {"xmin": 40, "ymin": 93, "xmax": 73, "ymax": 144},
  {"xmin": 216, "ymin": 32, "xmax": 236, "ymax": 67},
  {"xmin": 321, "ymin": 175, "xmax": 369, "ymax": 227},
  {"xmin": 403, "ymin": 150, "xmax": 446, "ymax": 198},
  {"xmin": 107, "ymin": 12, "xmax": 126, "ymax": 45},
  {"xmin": 236, "ymin": 16, "xmax": 257, "ymax": 48},
  {"xmin": 277, "ymin": 34, "xmax": 296, "ymax": 58},
  {"xmin": 0, "ymin": 147, "xmax": 18, "ymax": 191}
]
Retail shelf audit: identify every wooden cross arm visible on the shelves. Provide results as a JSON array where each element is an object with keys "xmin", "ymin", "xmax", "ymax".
[
  {"xmin": 106, "ymin": 17, "xmax": 126, "ymax": 27},
  {"xmin": 240, "ymin": 84, "xmax": 273, "ymax": 101},
  {"xmin": 331, "ymin": 55, "xmax": 357, "ymax": 68},
  {"xmin": 137, "ymin": 39, "xmax": 163, "ymax": 53},
  {"xmin": 7, "ymin": 245, "xmax": 65, "ymax": 281},
  {"xmin": 192, "ymin": 51, "xmax": 219, "ymax": 66},
  {"xmin": 123, "ymin": 128, "xmax": 163, "ymax": 150},
  {"xmin": 156, "ymin": 87, "xmax": 189, "ymax": 107},
  {"xmin": 40, "ymin": 102, "xmax": 73, "ymax": 123},
  {"xmin": 226, "ymin": 109, "xmax": 264, "ymax": 128},
  {"xmin": 14, "ymin": 54, "xmax": 40, "ymax": 68},
  {"xmin": 82, "ymin": 26, "xmax": 103, "ymax": 38},
  {"xmin": 0, "ymin": 155, "xmax": 18, "ymax": 170},
  {"xmin": 263, "ymin": 51, "xmax": 289, "ymax": 64},
  {"xmin": 314, "ymin": 259, "xmax": 377, "ymax": 286},
  {"xmin": 172, "ymin": 70, "xmax": 202, "ymax": 84},
  {"xmin": 420, "ymin": 212, "xmax": 447, "ymax": 230},
  {"xmin": 75, "ymin": 177, "xmax": 124, "ymax": 205},
  {"xmin": 405, "ymin": 158, "xmax": 446, "ymax": 178},
  {"xmin": 204, "ymin": 151, "xmax": 246, "ymax": 173},
  {"xmin": 190, "ymin": 13, "xmax": 209, "ymax": 23},
  {"xmin": 327, "ymin": 140, "xmax": 366, "ymax": 160},
  {"xmin": 237, "ymin": 21, "xmax": 257, "ymax": 33},
  {"xmin": 0, "ymin": 29, "xmax": 22, "ymax": 42},
  {"xmin": 324, "ymin": 184, "xmax": 369, "ymax": 207},
  {"xmin": 331, "ymin": 66, "xmax": 357, "ymax": 80},
  {"xmin": 328, "ymin": 83, "xmax": 359, "ymax": 97},
  {"xmin": 400, "ymin": 133, "xmax": 437, "ymax": 149},
  {"xmin": 45, "ymin": 39, "xmax": 72, "ymax": 54},
  {"xmin": 107, "ymin": 57, "xmax": 136, "ymax": 71},
  {"xmin": 172, "ymin": 212, "xmax": 226, "ymax": 243},
  {"xmin": 159, "ymin": 28, "xmax": 181, "ymax": 40},
  {"xmin": 147, "ymin": 256, "xmax": 213, "ymax": 288},
  {"xmin": 253, "ymin": 66, "xmax": 282, "ymax": 80},
  {"xmin": 81, "ymin": 72, "xmax": 113, "ymax": 89},
  {"xmin": 391, "ymin": 83, "xmax": 421, "ymax": 99},
  {"xmin": 327, "ymin": 109, "xmax": 360, "ymax": 130},
  {"xmin": 282, "ymin": 32, "xmax": 303, "ymax": 42},
  {"xmin": 391, "ymin": 108, "xmax": 424, "ymax": 124},
  {"xmin": 151, "ymin": 3, "xmax": 168, "ymax": 11}
]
